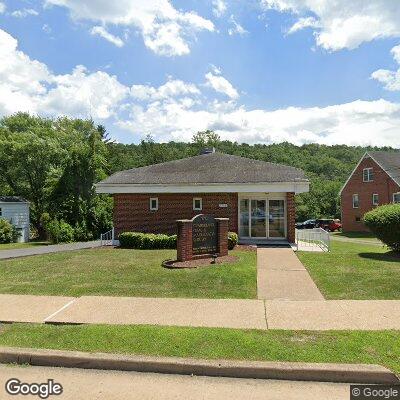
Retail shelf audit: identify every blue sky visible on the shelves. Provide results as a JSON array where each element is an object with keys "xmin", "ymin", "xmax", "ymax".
[{"xmin": 1, "ymin": 0, "xmax": 400, "ymax": 146}]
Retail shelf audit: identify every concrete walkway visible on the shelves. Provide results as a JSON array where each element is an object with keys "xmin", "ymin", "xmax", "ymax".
[
  {"xmin": 0, "ymin": 240, "xmax": 101, "ymax": 260},
  {"xmin": 1, "ymin": 294, "xmax": 400, "ymax": 331},
  {"xmin": 257, "ymin": 247, "xmax": 324, "ymax": 300}
]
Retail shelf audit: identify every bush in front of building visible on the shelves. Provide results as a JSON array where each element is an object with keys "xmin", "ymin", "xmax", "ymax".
[
  {"xmin": 119, "ymin": 232, "xmax": 177, "ymax": 249},
  {"xmin": 364, "ymin": 204, "xmax": 400, "ymax": 252},
  {"xmin": 0, "ymin": 218, "xmax": 20, "ymax": 243},
  {"xmin": 228, "ymin": 232, "xmax": 238, "ymax": 250}
]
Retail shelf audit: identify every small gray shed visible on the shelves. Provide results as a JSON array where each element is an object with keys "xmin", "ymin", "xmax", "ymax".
[{"xmin": 0, "ymin": 197, "xmax": 30, "ymax": 242}]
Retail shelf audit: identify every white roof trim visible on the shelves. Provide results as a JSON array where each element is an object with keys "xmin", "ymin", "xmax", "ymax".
[
  {"xmin": 339, "ymin": 151, "xmax": 399, "ymax": 196},
  {"xmin": 339, "ymin": 152, "xmax": 368, "ymax": 196},
  {"xmin": 96, "ymin": 181, "xmax": 310, "ymax": 195},
  {"xmin": 0, "ymin": 201, "xmax": 29, "ymax": 205}
]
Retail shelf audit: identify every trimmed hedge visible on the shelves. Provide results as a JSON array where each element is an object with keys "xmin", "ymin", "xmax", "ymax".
[
  {"xmin": 364, "ymin": 204, "xmax": 400, "ymax": 252},
  {"xmin": 228, "ymin": 231, "xmax": 238, "ymax": 250},
  {"xmin": 119, "ymin": 231, "xmax": 239, "ymax": 251},
  {"xmin": 119, "ymin": 232, "xmax": 177, "ymax": 249}
]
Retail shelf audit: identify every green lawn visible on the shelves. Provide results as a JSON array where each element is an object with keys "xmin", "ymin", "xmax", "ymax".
[
  {"xmin": 0, "ymin": 248, "xmax": 256, "ymax": 299},
  {"xmin": 331, "ymin": 232, "xmax": 379, "ymax": 241},
  {"xmin": 0, "ymin": 241, "xmax": 49, "ymax": 250},
  {"xmin": 298, "ymin": 241, "xmax": 400, "ymax": 299},
  {"xmin": 0, "ymin": 324, "xmax": 399, "ymax": 375}
]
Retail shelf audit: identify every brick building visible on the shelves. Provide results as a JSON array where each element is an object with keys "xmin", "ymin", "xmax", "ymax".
[
  {"xmin": 340, "ymin": 151, "xmax": 400, "ymax": 232},
  {"xmin": 96, "ymin": 150, "xmax": 309, "ymax": 244}
]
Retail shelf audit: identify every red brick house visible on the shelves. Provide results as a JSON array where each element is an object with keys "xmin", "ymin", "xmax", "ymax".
[
  {"xmin": 340, "ymin": 151, "xmax": 400, "ymax": 232},
  {"xmin": 96, "ymin": 150, "xmax": 309, "ymax": 244}
]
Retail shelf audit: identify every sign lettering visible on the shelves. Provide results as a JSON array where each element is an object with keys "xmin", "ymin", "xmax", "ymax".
[{"xmin": 192, "ymin": 214, "xmax": 217, "ymax": 255}]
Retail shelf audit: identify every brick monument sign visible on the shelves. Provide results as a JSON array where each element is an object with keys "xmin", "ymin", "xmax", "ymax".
[{"xmin": 177, "ymin": 214, "xmax": 229, "ymax": 262}]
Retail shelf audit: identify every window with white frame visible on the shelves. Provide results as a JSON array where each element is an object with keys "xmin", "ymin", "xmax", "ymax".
[
  {"xmin": 393, "ymin": 193, "xmax": 400, "ymax": 204},
  {"xmin": 363, "ymin": 168, "xmax": 374, "ymax": 182},
  {"xmin": 372, "ymin": 194, "xmax": 379, "ymax": 206},
  {"xmin": 149, "ymin": 197, "xmax": 158, "ymax": 211},
  {"xmin": 352, "ymin": 194, "xmax": 359, "ymax": 208},
  {"xmin": 193, "ymin": 197, "xmax": 202, "ymax": 211}
]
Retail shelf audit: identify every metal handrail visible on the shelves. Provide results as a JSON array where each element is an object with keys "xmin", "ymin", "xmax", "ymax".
[
  {"xmin": 100, "ymin": 227, "xmax": 114, "ymax": 246},
  {"xmin": 296, "ymin": 227, "xmax": 330, "ymax": 252}
]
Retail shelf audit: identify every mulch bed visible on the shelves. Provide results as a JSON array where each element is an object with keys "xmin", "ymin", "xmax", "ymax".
[{"xmin": 162, "ymin": 255, "xmax": 238, "ymax": 269}]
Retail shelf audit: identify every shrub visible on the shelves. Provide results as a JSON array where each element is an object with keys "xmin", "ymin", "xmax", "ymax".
[
  {"xmin": 364, "ymin": 204, "xmax": 400, "ymax": 252},
  {"xmin": 46, "ymin": 219, "xmax": 74, "ymax": 244},
  {"xmin": 0, "ymin": 218, "xmax": 20, "ymax": 244},
  {"xmin": 228, "ymin": 231, "xmax": 238, "ymax": 250},
  {"xmin": 73, "ymin": 221, "xmax": 93, "ymax": 242},
  {"xmin": 119, "ymin": 232, "xmax": 177, "ymax": 249}
]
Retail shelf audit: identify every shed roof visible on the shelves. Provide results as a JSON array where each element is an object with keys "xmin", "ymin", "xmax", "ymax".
[{"xmin": 0, "ymin": 196, "xmax": 28, "ymax": 203}]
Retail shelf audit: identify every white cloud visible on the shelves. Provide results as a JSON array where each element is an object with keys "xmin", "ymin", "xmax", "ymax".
[
  {"xmin": 44, "ymin": 66, "xmax": 128, "ymax": 119},
  {"xmin": 131, "ymin": 79, "xmax": 200, "ymax": 101},
  {"xmin": 212, "ymin": 0, "xmax": 227, "ymax": 17},
  {"xmin": 228, "ymin": 15, "xmax": 248, "ymax": 36},
  {"xmin": 0, "ymin": 2, "xmax": 5, "ymax": 13},
  {"xmin": 0, "ymin": 28, "xmax": 128, "ymax": 119},
  {"xmin": 42, "ymin": 24, "xmax": 52, "ymax": 34},
  {"xmin": 287, "ymin": 16, "xmax": 320, "ymax": 34},
  {"xmin": 2, "ymin": 27, "xmax": 400, "ymax": 148},
  {"xmin": 261, "ymin": 0, "xmax": 400, "ymax": 51},
  {"xmin": 90, "ymin": 26, "xmax": 124, "ymax": 47},
  {"xmin": 44, "ymin": 0, "xmax": 214, "ymax": 56},
  {"xmin": 11, "ymin": 8, "xmax": 39, "ymax": 18},
  {"xmin": 119, "ymin": 95, "xmax": 400, "ymax": 147},
  {"xmin": 205, "ymin": 71, "xmax": 239, "ymax": 99},
  {"xmin": 391, "ymin": 44, "xmax": 400, "ymax": 64},
  {"xmin": 371, "ymin": 44, "xmax": 400, "ymax": 91}
]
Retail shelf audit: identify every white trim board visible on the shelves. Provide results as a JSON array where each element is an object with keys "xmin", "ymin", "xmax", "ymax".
[
  {"xmin": 339, "ymin": 152, "xmax": 398, "ymax": 196},
  {"xmin": 96, "ymin": 182, "xmax": 309, "ymax": 195}
]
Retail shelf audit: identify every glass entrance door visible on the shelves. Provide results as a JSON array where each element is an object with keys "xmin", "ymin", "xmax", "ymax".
[
  {"xmin": 251, "ymin": 199, "xmax": 267, "ymax": 237},
  {"xmin": 239, "ymin": 197, "xmax": 286, "ymax": 239},
  {"xmin": 239, "ymin": 198, "xmax": 267, "ymax": 238},
  {"xmin": 268, "ymin": 199, "xmax": 285, "ymax": 238}
]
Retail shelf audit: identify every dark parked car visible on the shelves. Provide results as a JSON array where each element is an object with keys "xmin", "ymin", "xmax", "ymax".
[
  {"xmin": 295, "ymin": 219, "xmax": 316, "ymax": 229},
  {"xmin": 296, "ymin": 219, "xmax": 342, "ymax": 232}
]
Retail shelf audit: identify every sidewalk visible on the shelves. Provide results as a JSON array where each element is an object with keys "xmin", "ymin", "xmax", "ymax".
[
  {"xmin": 1, "ymin": 294, "xmax": 400, "ymax": 331},
  {"xmin": 257, "ymin": 247, "xmax": 324, "ymax": 300},
  {"xmin": 0, "ymin": 241, "xmax": 101, "ymax": 260}
]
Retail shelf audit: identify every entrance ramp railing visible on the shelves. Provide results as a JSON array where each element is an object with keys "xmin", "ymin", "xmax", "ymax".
[
  {"xmin": 296, "ymin": 228, "xmax": 330, "ymax": 252},
  {"xmin": 100, "ymin": 227, "xmax": 115, "ymax": 246}
]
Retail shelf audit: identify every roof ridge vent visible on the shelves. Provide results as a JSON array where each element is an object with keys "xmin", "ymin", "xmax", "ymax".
[{"xmin": 200, "ymin": 147, "xmax": 215, "ymax": 155}]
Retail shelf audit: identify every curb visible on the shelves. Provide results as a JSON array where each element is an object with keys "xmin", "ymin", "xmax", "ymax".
[{"xmin": 0, "ymin": 347, "xmax": 398, "ymax": 384}]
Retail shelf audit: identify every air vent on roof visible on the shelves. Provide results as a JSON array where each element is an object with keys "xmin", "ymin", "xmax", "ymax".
[{"xmin": 200, "ymin": 147, "xmax": 215, "ymax": 155}]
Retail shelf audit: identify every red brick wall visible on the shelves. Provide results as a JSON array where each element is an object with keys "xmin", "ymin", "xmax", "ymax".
[
  {"xmin": 287, "ymin": 192, "xmax": 296, "ymax": 243},
  {"xmin": 341, "ymin": 157, "xmax": 400, "ymax": 232},
  {"xmin": 114, "ymin": 193, "xmax": 238, "ymax": 236}
]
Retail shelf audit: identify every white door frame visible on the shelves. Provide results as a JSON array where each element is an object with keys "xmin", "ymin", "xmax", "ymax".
[{"xmin": 238, "ymin": 193, "xmax": 287, "ymax": 240}]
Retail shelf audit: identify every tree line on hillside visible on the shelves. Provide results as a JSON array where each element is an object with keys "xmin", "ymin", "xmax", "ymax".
[{"xmin": 0, "ymin": 113, "xmax": 397, "ymax": 241}]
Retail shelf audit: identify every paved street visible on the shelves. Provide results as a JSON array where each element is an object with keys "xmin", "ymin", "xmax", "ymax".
[{"xmin": 0, "ymin": 364, "xmax": 351, "ymax": 400}]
